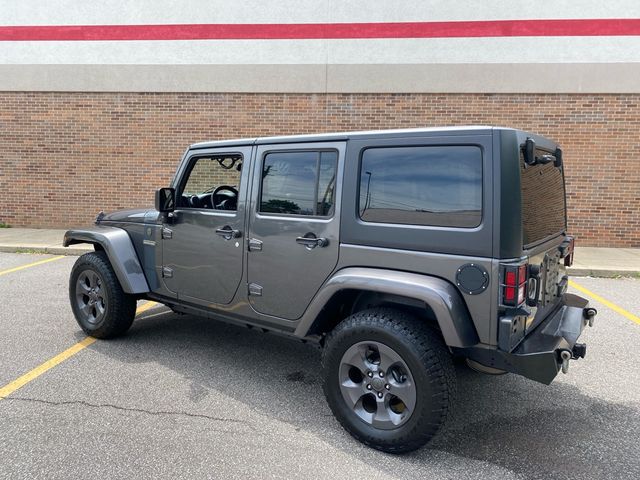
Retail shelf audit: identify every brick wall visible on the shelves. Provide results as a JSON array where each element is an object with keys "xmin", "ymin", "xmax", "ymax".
[{"xmin": 0, "ymin": 92, "xmax": 638, "ymax": 247}]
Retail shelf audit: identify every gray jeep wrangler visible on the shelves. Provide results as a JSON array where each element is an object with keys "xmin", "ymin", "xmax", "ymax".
[{"xmin": 65, "ymin": 126, "xmax": 596, "ymax": 453}]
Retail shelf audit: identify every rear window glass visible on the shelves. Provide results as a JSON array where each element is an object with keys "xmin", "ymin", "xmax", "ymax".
[
  {"xmin": 358, "ymin": 146, "xmax": 482, "ymax": 228},
  {"xmin": 521, "ymin": 156, "xmax": 567, "ymax": 246}
]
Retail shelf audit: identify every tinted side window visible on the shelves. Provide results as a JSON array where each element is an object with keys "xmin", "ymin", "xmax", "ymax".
[
  {"xmin": 359, "ymin": 146, "xmax": 482, "ymax": 228},
  {"xmin": 260, "ymin": 151, "xmax": 337, "ymax": 216}
]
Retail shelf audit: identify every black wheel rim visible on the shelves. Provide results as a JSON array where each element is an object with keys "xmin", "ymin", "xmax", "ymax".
[
  {"xmin": 75, "ymin": 269, "xmax": 106, "ymax": 325},
  {"xmin": 338, "ymin": 341, "xmax": 417, "ymax": 430}
]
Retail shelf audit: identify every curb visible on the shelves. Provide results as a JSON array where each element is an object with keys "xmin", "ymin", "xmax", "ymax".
[
  {"xmin": 0, "ymin": 245, "xmax": 92, "ymax": 256},
  {"xmin": 568, "ymin": 268, "xmax": 640, "ymax": 278}
]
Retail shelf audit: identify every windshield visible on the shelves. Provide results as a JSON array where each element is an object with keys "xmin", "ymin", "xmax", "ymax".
[{"xmin": 520, "ymin": 153, "xmax": 567, "ymax": 247}]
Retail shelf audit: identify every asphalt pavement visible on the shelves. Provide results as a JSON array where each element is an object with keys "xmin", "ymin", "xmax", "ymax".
[{"xmin": 0, "ymin": 252, "xmax": 639, "ymax": 480}]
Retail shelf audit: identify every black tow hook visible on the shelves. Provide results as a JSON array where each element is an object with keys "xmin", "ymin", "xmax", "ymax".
[
  {"xmin": 583, "ymin": 307, "xmax": 597, "ymax": 327},
  {"xmin": 572, "ymin": 343, "xmax": 587, "ymax": 359}
]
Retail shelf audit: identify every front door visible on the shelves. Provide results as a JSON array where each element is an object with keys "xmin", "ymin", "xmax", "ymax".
[
  {"xmin": 247, "ymin": 142, "xmax": 344, "ymax": 320},
  {"xmin": 162, "ymin": 146, "xmax": 251, "ymax": 306}
]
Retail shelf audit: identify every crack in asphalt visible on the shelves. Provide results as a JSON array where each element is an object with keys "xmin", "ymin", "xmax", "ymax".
[{"xmin": 4, "ymin": 396, "xmax": 256, "ymax": 430}]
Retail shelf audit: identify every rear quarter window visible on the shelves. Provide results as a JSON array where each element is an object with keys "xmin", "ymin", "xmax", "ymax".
[{"xmin": 358, "ymin": 145, "xmax": 482, "ymax": 228}]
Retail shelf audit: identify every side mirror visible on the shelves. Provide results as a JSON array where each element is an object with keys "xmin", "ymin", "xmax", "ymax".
[{"xmin": 155, "ymin": 187, "xmax": 175, "ymax": 213}]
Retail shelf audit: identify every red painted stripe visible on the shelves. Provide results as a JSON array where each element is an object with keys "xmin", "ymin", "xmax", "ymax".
[{"xmin": 0, "ymin": 19, "xmax": 639, "ymax": 41}]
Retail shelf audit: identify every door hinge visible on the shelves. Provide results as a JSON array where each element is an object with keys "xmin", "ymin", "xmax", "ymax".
[
  {"xmin": 162, "ymin": 266, "xmax": 173, "ymax": 278},
  {"xmin": 248, "ymin": 283, "xmax": 263, "ymax": 296},
  {"xmin": 248, "ymin": 238, "xmax": 263, "ymax": 252},
  {"xmin": 162, "ymin": 227, "xmax": 173, "ymax": 239}
]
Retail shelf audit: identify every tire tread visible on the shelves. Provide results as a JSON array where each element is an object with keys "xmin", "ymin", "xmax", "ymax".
[
  {"xmin": 69, "ymin": 251, "xmax": 137, "ymax": 339},
  {"xmin": 322, "ymin": 307, "xmax": 456, "ymax": 453}
]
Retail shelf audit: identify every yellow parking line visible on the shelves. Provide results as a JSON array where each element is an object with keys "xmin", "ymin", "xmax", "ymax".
[
  {"xmin": 0, "ymin": 255, "xmax": 65, "ymax": 277},
  {"xmin": 0, "ymin": 301, "xmax": 158, "ymax": 399},
  {"xmin": 0, "ymin": 337, "xmax": 96, "ymax": 399},
  {"xmin": 134, "ymin": 300, "xmax": 159, "ymax": 316},
  {"xmin": 569, "ymin": 280, "xmax": 640, "ymax": 326}
]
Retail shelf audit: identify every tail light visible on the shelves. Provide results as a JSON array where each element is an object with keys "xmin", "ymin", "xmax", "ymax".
[
  {"xmin": 502, "ymin": 262, "xmax": 528, "ymax": 306},
  {"xmin": 564, "ymin": 237, "xmax": 575, "ymax": 267}
]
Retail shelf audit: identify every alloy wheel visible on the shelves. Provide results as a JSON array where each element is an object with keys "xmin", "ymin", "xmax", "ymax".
[
  {"xmin": 75, "ymin": 269, "xmax": 107, "ymax": 325},
  {"xmin": 338, "ymin": 341, "xmax": 417, "ymax": 430}
]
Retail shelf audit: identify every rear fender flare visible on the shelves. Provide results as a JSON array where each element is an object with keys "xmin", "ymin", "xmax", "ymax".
[
  {"xmin": 64, "ymin": 226, "xmax": 149, "ymax": 294},
  {"xmin": 295, "ymin": 267, "xmax": 479, "ymax": 348}
]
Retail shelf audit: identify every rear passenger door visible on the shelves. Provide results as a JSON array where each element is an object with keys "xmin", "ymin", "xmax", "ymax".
[{"xmin": 247, "ymin": 142, "xmax": 344, "ymax": 320}]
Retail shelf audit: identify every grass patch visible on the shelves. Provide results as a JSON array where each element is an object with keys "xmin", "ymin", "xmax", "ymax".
[
  {"xmin": 14, "ymin": 248, "xmax": 44, "ymax": 254},
  {"xmin": 0, "ymin": 222, "xmax": 10, "ymax": 228}
]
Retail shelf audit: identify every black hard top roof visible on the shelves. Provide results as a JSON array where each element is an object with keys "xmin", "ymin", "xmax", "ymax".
[{"xmin": 189, "ymin": 126, "xmax": 511, "ymax": 150}]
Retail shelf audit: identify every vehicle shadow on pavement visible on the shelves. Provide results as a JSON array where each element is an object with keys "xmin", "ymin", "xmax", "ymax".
[{"xmin": 93, "ymin": 309, "xmax": 640, "ymax": 480}]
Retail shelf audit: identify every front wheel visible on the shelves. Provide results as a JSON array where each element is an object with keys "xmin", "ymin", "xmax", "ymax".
[
  {"xmin": 69, "ymin": 251, "xmax": 137, "ymax": 339},
  {"xmin": 322, "ymin": 308, "xmax": 456, "ymax": 453}
]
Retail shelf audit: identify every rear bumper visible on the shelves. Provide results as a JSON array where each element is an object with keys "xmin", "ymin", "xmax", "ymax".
[{"xmin": 455, "ymin": 293, "xmax": 596, "ymax": 384}]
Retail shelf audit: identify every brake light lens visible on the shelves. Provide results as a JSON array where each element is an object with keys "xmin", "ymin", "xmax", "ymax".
[
  {"xmin": 502, "ymin": 263, "xmax": 528, "ymax": 306},
  {"xmin": 504, "ymin": 287, "xmax": 516, "ymax": 302}
]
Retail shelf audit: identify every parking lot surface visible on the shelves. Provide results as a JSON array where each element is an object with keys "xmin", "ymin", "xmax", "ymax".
[{"xmin": 1, "ymin": 252, "xmax": 639, "ymax": 480}]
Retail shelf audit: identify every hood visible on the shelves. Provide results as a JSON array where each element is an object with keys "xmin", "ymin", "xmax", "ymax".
[{"xmin": 100, "ymin": 208, "xmax": 153, "ymax": 224}]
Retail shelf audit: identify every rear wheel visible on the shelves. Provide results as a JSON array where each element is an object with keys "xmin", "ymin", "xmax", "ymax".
[
  {"xmin": 322, "ymin": 308, "xmax": 455, "ymax": 453},
  {"xmin": 69, "ymin": 251, "xmax": 136, "ymax": 339}
]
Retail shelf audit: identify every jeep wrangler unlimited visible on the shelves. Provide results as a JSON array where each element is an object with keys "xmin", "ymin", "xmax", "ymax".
[{"xmin": 65, "ymin": 126, "xmax": 596, "ymax": 453}]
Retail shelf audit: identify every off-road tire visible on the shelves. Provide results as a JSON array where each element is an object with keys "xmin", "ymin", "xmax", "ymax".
[
  {"xmin": 322, "ymin": 307, "xmax": 456, "ymax": 453},
  {"xmin": 69, "ymin": 251, "xmax": 137, "ymax": 339}
]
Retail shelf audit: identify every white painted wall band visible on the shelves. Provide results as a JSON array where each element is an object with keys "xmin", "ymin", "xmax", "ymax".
[
  {"xmin": 2, "ymin": 0, "xmax": 639, "ymax": 25},
  {"xmin": 1, "ymin": 0, "xmax": 639, "ymax": 92},
  {"xmin": 2, "ymin": 37, "xmax": 640, "ymax": 65}
]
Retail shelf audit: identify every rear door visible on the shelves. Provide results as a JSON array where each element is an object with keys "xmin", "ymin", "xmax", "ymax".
[
  {"xmin": 519, "ymin": 140, "xmax": 569, "ymax": 330},
  {"xmin": 246, "ymin": 142, "xmax": 344, "ymax": 319}
]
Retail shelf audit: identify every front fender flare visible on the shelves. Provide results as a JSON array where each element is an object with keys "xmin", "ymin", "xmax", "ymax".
[
  {"xmin": 64, "ymin": 226, "xmax": 149, "ymax": 294},
  {"xmin": 295, "ymin": 267, "xmax": 479, "ymax": 348}
]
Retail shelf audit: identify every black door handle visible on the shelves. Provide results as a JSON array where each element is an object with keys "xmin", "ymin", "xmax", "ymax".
[
  {"xmin": 296, "ymin": 235, "xmax": 329, "ymax": 249},
  {"xmin": 216, "ymin": 226, "xmax": 241, "ymax": 240}
]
